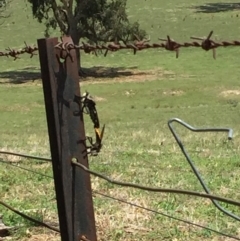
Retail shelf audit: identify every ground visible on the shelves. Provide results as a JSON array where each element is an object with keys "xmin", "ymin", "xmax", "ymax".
[{"xmin": 0, "ymin": 0, "xmax": 240, "ymax": 240}]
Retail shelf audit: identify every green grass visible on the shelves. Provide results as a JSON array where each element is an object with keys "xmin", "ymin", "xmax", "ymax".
[{"xmin": 1, "ymin": 0, "xmax": 240, "ymax": 240}]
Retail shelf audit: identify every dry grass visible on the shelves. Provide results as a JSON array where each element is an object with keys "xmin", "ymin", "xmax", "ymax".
[
  {"xmin": 81, "ymin": 68, "xmax": 176, "ymax": 85},
  {"xmin": 220, "ymin": 90, "xmax": 240, "ymax": 97},
  {"xmin": 94, "ymin": 188, "xmax": 153, "ymax": 240},
  {"xmin": 1, "ymin": 0, "xmax": 240, "ymax": 240},
  {"xmin": 16, "ymin": 232, "xmax": 60, "ymax": 241}
]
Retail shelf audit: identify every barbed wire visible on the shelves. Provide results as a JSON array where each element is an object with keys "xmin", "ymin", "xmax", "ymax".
[
  {"xmin": 1, "ymin": 31, "xmax": 240, "ymax": 60},
  {"xmin": 0, "ymin": 41, "xmax": 38, "ymax": 60}
]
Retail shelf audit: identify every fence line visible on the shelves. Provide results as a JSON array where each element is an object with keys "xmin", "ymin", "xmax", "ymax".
[
  {"xmin": 1, "ymin": 31, "xmax": 240, "ymax": 60},
  {"xmin": 72, "ymin": 161, "xmax": 240, "ymax": 207},
  {"xmin": 94, "ymin": 191, "xmax": 240, "ymax": 241},
  {"xmin": 0, "ymin": 154, "xmax": 240, "ymax": 240},
  {"xmin": 1, "ymin": 33, "xmax": 240, "ymax": 240},
  {"xmin": 1, "ymin": 149, "xmax": 239, "ymax": 207}
]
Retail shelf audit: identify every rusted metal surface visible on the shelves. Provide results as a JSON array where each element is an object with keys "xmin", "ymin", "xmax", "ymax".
[
  {"xmin": 2, "ymin": 31, "xmax": 240, "ymax": 59},
  {"xmin": 0, "ymin": 42, "xmax": 38, "ymax": 60},
  {"xmin": 37, "ymin": 36, "xmax": 97, "ymax": 241}
]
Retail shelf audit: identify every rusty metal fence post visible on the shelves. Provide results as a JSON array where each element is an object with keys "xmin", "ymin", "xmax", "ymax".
[{"xmin": 37, "ymin": 36, "xmax": 97, "ymax": 241}]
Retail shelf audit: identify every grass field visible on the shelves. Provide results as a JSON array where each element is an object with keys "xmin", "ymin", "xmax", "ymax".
[{"xmin": 1, "ymin": 0, "xmax": 240, "ymax": 240}]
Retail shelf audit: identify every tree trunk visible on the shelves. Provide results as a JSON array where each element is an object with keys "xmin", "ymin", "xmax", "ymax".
[
  {"xmin": 71, "ymin": 33, "xmax": 81, "ymax": 75},
  {"xmin": 67, "ymin": 11, "xmax": 87, "ymax": 77},
  {"xmin": 70, "ymin": 30, "xmax": 87, "ymax": 77}
]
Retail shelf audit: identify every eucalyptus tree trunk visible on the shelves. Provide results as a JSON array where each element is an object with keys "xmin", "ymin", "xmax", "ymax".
[{"xmin": 69, "ymin": 23, "xmax": 84, "ymax": 77}]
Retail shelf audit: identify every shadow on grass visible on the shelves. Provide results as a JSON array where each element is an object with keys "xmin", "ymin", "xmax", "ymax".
[
  {"xmin": 0, "ymin": 66, "xmax": 146, "ymax": 84},
  {"xmin": 0, "ymin": 67, "xmax": 41, "ymax": 84},
  {"xmin": 194, "ymin": 2, "xmax": 240, "ymax": 13},
  {"xmin": 81, "ymin": 66, "xmax": 141, "ymax": 79}
]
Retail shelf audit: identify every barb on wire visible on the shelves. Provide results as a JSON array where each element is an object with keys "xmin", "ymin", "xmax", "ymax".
[
  {"xmin": 191, "ymin": 31, "xmax": 217, "ymax": 58},
  {"xmin": 71, "ymin": 160, "xmax": 240, "ymax": 207},
  {"xmin": 94, "ymin": 190, "xmax": 240, "ymax": 241},
  {"xmin": 0, "ymin": 43, "xmax": 38, "ymax": 60},
  {"xmin": 0, "ymin": 200, "xmax": 59, "ymax": 233},
  {"xmin": 2, "ymin": 31, "xmax": 240, "ymax": 59},
  {"xmin": 0, "ymin": 151, "xmax": 52, "ymax": 162},
  {"xmin": 159, "ymin": 35, "xmax": 180, "ymax": 58},
  {"xmin": 168, "ymin": 118, "xmax": 240, "ymax": 221}
]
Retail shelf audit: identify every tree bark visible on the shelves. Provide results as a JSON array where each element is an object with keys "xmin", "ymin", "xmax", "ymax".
[
  {"xmin": 73, "ymin": 36, "xmax": 81, "ymax": 68},
  {"xmin": 70, "ymin": 26, "xmax": 86, "ymax": 77},
  {"xmin": 70, "ymin": 32, "xmax": 81, "ymax": 75}
]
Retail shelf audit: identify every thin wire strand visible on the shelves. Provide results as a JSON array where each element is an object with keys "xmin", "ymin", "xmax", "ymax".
[
  {"xmin": 94, "ymin": 190, "xmax": 240, "ymax": 241},
  {"xmin": 0, "ymin": 159, "xmax": 53, "ymax": 179},
  {"xmin": 0, "ymin": 200, "xmax": 60, "ymax": 233},
  {"xmin": 0, "ymin": 161, "xmax": 57, "ymax": 232},
  {"xmin": 72, "ymin": 161, "xmax": 240, "ymax": 207},
  {"xmin": 0, "ymin": 151, "xmax": 51, "ymax": 162}
]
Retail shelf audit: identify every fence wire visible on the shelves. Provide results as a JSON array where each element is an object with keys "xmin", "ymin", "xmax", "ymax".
[
  {"xmin": 1, "ymin": 32, "xmax": 240, "ymax": 238},
  {"xmin": 0, "ymin": 151, "xmax": 51, "ymax": 162},
  {"xmin": 94, "ymin": 191, "xmax": 240, "ymax": 241},
  {"xmin": 72, "ymin": 161, "xmax": 240, "ymax": 207},
  {"xmin": 0, "ymin": 153, "xmax": 58, "ymax": 233},
  {"xmin": 1, "ymin": 150, "xmax": 239, "ymax": 207},
  {"xmin": 0, "ymin": 158, "xmax": 52, "ymax": 178},
  {"xmin": 1, "ymin": 31, "xmax": 240, "ymax": 60},
  {"xmin": 0, "ymin": 151, "xmax": 239, "ymax": 240},
  {"xmin": 0, "ymin": 200, "xmax": 60, "ymax": 233}
]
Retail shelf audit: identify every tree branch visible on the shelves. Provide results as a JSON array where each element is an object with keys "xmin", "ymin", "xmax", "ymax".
[
  {"xmin": 60, "ymin": 0, "xmax": 67, "ymax": 8},
  {"xmin": 59, "ymin": 0, "xmax": 72, "ymax": 8},
  {"xmin": 51, "ymin": 0, "xmax": 67, "ymax": 34},
  {"xmin": 60, "ymin": 9, "xmax": 70, "ymax": 34}
]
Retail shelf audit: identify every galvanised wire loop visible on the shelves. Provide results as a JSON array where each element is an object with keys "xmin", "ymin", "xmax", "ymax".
[{"xmin": 167, "ymin": 118, "xmax": 239, "ymax": 221}]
